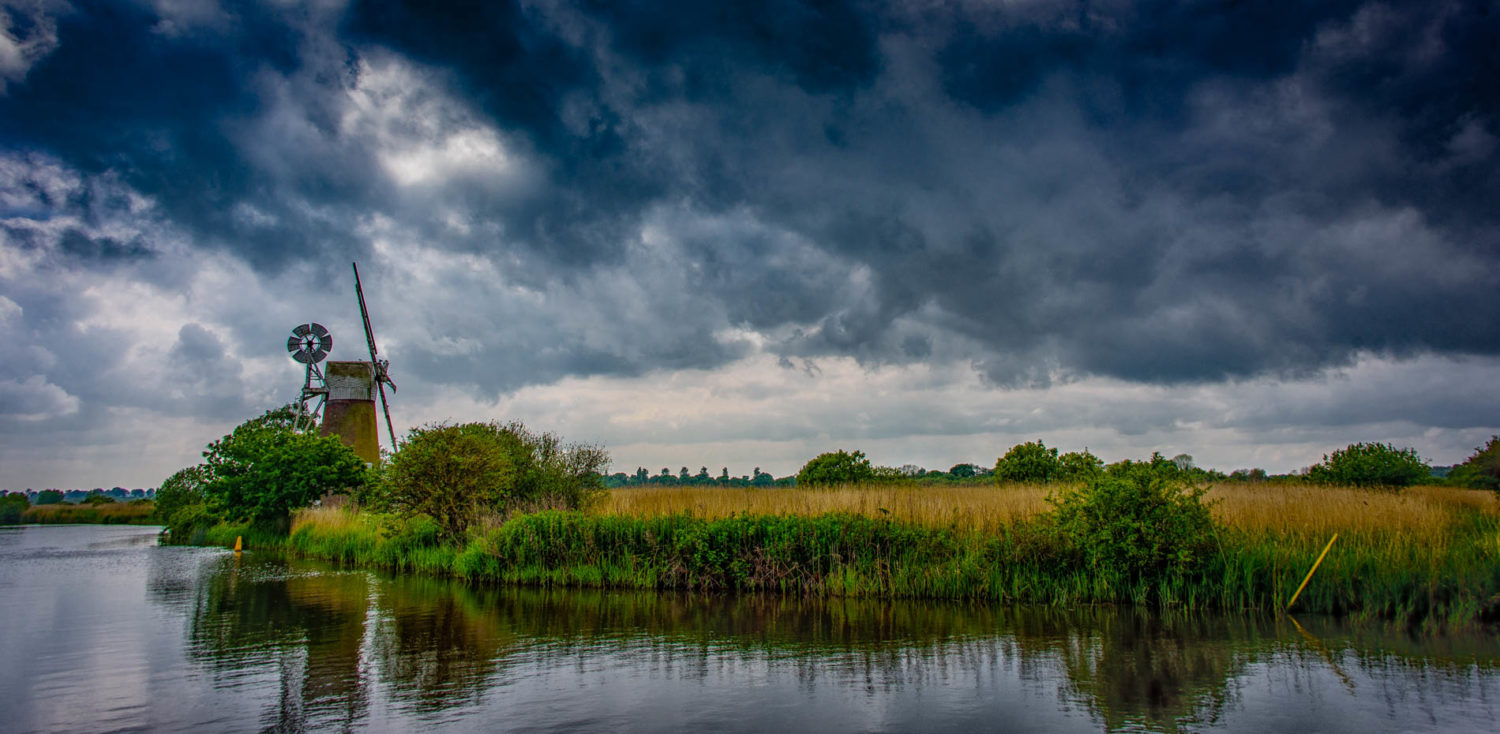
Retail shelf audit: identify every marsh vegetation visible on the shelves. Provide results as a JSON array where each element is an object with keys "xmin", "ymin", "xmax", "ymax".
[{"xmin": 152, "ymin": 408, "xmax": 1500, "ymax": 632}]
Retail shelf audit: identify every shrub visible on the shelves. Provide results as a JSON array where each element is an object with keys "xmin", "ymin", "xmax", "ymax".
[
  {"xmin": 81, "ymin": 494, "xmax": 116, "ymax": 505},
  {"xmin": 796, "ymin": 450, "xmax": 876, "ymax": 486},
  {"xmin": 1057, "ymin": 450, "xmax": 1103, "ymax": 481},
  {"xmin": 948, "ymin": 463, "xmax": 979, "ymax": 479},
  {"xmin": 1105, "ymin": 452, "xmax": 1185, "ymax": 481},
  {"xmin": 386, "ymin": 422, "xmax": 518, "ymax": 540},
  {"xmin": 1307, "ymin": 442, "xmax": 1429, "ymax": 488},
  {"xmin": 385, "ymin": 420, "xmax": 609, "ymax": 541},
  {"xmin": 1448, "ymin": 436, "xmax": 1500, "ymax": 492},
  {"xmin": 35, "ymin": 490, "xmax": 64, "ymax": 505},
  {"xmin": 994, "ymin": 440, "xmax": 1061, "ymax": 483},
  {"xmin": 0, "ymin": 492, "xmax": 28, "ymax": 524},
  {"xmin": 156, "ymin": 465, "xmax": 209, "ymax": 531},
  {"xmin": 201, "ymin": 406, "xmax": 372, "ymax": 530},
  {"xmin": 491, "ymin": 421, "xmax": 608, "ymax": 510},
  {"xmin": 1047, "ymin": 469, "xmax": 1217, "ymax": 581}
]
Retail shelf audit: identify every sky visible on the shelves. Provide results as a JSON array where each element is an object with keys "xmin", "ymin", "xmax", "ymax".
[{"xmin": 1, "ymin": 0, "xmax": 1497, "ymax": 490}]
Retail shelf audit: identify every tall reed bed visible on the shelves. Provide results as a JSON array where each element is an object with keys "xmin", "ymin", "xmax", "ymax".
[
  {"xmin": 601, "ymin": 483, "xmax": 1052, "ymax": 533},
  {"xmin": 264, "ymin": 487, "xmax": 1500, "ymax": 631},
  {"xmin": 604, "ymin": 482, "xmax": 1495, "ymax": 537}
]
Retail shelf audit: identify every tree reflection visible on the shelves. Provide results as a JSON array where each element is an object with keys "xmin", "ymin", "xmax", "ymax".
[
  {"xmin": 184, "ymin": 555, "xmax": 372, "ymax": 731},
  {"xmin": 1040, "ymin": 609, "xmax": 1263, "ymax": 731},
  {"xmin": 372, "ymin": 575, "xmax": 512, "ymax": 710},
  {"xmin": 168, "ymin": 552, "xmax": 1500, "ymax": 733}
]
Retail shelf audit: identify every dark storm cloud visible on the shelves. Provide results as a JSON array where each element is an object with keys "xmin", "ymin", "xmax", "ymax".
[
  {"xmin": 1, "ymin": 0, "xmax": 1497, "ymax": 400},
  {"xmin": 0, "ymin": 0, "xmax": 376, "ymax": 274}
]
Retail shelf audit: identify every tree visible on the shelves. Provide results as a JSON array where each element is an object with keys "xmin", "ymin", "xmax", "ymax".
[
  {"xmin": 796, "ymin": 450, "xmax": 875, "ymax": 486},
  {"xmin": 994, "ymin": 440, "xmax": 1062, "ymax": 483},
  {"xmin": 948, "ymin": 463, "xmax": 978, "ymax": 479},
  {"xmin": 81, "ymin": 494, "xmax": 116, "ymax": 505},
  {"xmin": 1449, "ymin": 436, "xmax": 1500, "ymax": 492},
  {"xmin": 201, "ymin": 406, "xmax": 372, "ymax": 529},
  {"xmin": 35, "ymin": 490, "xmax": 64, "ymax": 505},
  {"xmin": 155, "ymin": 465, "xmax": 207, "ymax": 529},
  {"xmin": 481, "ymin": 420, "xmax": 608, "ymax": 509},
  {"xmin": 1058, "ymin": 450, "xmax": 1104, "ymax": 481},
  {"xmin": 385, "ymin": 422, "xmax": 516, "ymax": 540},
  {"xmin": 1307, "ymin": 442, "xmax": 1429, "ymax": 488},
  {"xmin": 0, "ymin": 492, "xmax": 28, "ymax": 524}
]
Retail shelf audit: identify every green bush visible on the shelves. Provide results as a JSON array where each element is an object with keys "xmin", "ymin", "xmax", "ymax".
[
  {"xmin": 1448, "ymin": 436, "xmax": 1500, "ymax": 492},
  {"xmin": 0, "ymin": 492, "xmax": 28, "ymax": 524},
  {"xmin": 796, "ymin": 450, "xmax": 876, "ymax": 486},
  {"xmin": 35, "ymin": 490, "xmax": 63, "ymax": 505},
  {"xmin": 1307, "ymin": 442, "xmax": 1430, "ymax": 488},
  {"xmin": 948, "ymin": 463, "xmax": 979, "ymax": 479},
  {"xmin": 200, "ymin": 406, "xmax": 372, "ymax": 530},
  {"xmin": 81, "ymin": 494, "xmax": 116, "ymax": 505},
  {"xmin": 1047, "ymin": 468, "xmax": 1217, "ymax": 582},
  {"xmin": 384, "ymin": 420, "xmax": 609, "ymax": 541},
  {"xmin": 1057, "ymin": 450, "xmax": 1103, "ymax": 481},
  {"xmin": 994, "ymin": 440, "xmax": 1061, "ymax": 483},
  {"xmin": 490, "ymin": 421, "xmax": 609, "ymax": 511},
  {"xmin": 155, "ymin": 465, "xmax": 208, "ymax": 532},
  {"xmin": 386, "ymin": 422, "xmax": 518, "ymax": 540}
]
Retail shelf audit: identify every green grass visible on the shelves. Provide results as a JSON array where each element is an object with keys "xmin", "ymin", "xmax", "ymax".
[{"xmin": 199, "ymin": 504, "xmax": 1500, "ymax": 632}]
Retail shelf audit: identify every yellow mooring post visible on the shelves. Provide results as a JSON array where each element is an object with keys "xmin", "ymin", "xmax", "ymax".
[
  {"xmin": 234, "ymin": 535, "xmax": 243, "ymax": 553},
  {"xmin": 1287, "ymin": 533, "xmax": 1338, "ymax": 612}
]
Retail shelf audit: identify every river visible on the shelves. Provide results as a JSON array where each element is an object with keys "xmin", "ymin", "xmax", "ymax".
[{"xmin": 0, "ymin": 524, "xmax": 1496, "ymax": 733}]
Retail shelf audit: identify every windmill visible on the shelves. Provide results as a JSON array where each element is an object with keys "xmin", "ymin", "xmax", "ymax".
[
  {"xmin": 280, "ymin": 263, "xmax": 398, "ymax": 465},
  {"xmin": 286, "ymin": 322, "xmax": 332, "ymax": 433},
  {"xmin": 352, "ymin": 261, "xmax": 399, "ymax": 451}
]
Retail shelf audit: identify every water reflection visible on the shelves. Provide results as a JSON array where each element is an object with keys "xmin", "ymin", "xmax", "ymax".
[
  {"xmin": 179, "ymin": 555, "xmax": 373, "ymax": 731},
  {"xmin": 163, "ymin": 551, "xmax": 1498, "ymax": 733}
]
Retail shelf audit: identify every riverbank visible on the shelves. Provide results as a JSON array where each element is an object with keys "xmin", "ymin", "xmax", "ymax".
[{"xmin": 196, "ymin": 482, "xmax": 1500, "ymax": 632}]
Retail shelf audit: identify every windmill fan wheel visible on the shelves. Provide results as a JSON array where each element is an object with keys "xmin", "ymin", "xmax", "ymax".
[{"xmin": 287, "ymin": 323, "xmax": 332, "ymax": 364}]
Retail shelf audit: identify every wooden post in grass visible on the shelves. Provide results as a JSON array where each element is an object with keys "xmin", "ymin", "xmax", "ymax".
[{"xmin": 1287, "ymin": 534, "xmax": 1338, "ymax": 612}]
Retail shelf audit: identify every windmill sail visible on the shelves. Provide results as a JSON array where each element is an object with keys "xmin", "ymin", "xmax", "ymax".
[{"xmin": 353, "ymin": 262, "xmax": 399, "ymax": 452}]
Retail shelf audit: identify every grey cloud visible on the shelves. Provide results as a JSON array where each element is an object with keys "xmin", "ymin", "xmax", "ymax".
[{"xmin": 0, "ymin": 0, "xmax": 1495, "ymax": 431}]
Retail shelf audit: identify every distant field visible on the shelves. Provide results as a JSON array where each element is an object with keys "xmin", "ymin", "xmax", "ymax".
[
  {"xmin": 22, "ymin": 502, "xmax": 158, "ymax": 525},
  {"xmin": 601, "ymin": 481, "xmax": 1497, "ymax": 538}
]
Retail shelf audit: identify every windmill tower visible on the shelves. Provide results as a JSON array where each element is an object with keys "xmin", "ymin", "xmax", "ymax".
[{"xmin": 285, "ymin": 263, "xmax": 398, "ymax": 466}]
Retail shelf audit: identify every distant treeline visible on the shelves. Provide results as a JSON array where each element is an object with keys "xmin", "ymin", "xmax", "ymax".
[
  {"xmin": 605, "ymin": 437, "xmax": 1488, "ymax": 490},
  {"xmin": 0, "ymin": 490, "xmax": 157, "ymax": 525},
  {"xmin": 2, "ymin": 487, "xmax": 156, "ymax": 504}
]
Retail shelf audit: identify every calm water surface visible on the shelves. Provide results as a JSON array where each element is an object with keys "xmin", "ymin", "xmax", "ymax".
[{"xmin": 1, "ymin": 524, "xmax": 1496, "ymax": 733}]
